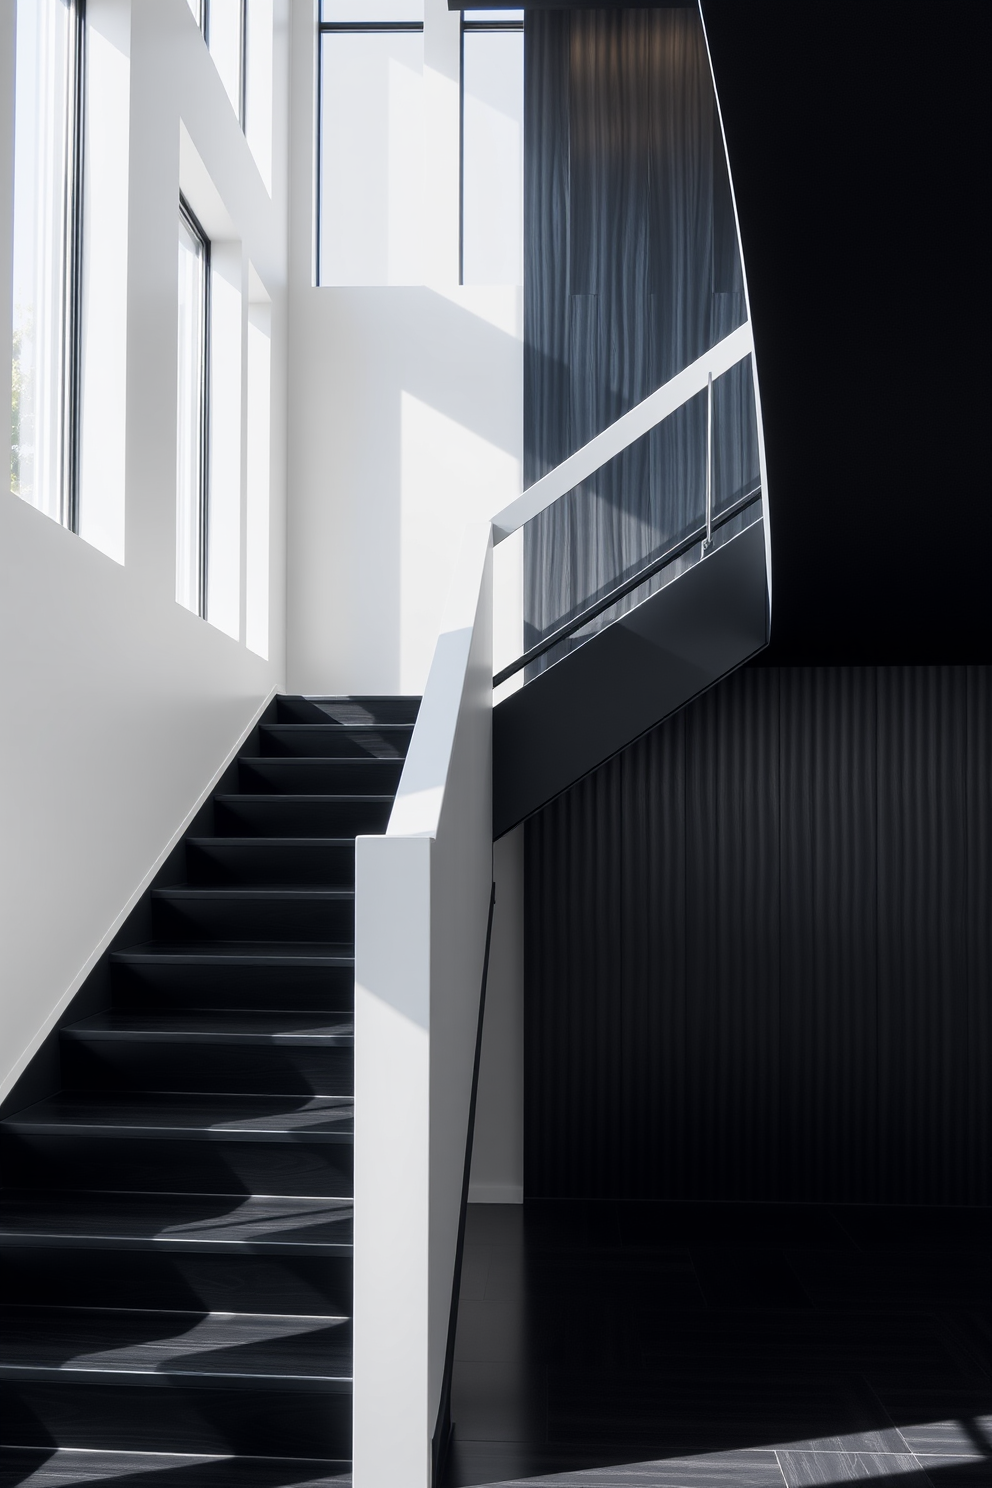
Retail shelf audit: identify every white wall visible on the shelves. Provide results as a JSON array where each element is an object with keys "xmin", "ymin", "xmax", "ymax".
[
  {"xmin": 0, "ymin": 0, "xmax": 290, "ymax": 1102},
  {"xmin": 285, "ymin": 0, "xmax": 523, "ymax": 696}
]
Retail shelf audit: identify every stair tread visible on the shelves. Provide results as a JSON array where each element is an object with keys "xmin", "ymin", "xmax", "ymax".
[
  {"xmin": 0, "ymin": 1450, "xmax": 352, "ymax": 1487},
  {"xmin": 0, "ymin": 1305, "xmax": 352, "ymax": 1387},
  {"xmin": 187, "ymin": 837, "xmax": 359, "ymax": 846},
  {"xmin": 65, "ymin": 1012, "xmax": 354, "ymax": 1045},
  {"xmin": 0, "ymin": 1190, "xmax": 353, "ymax": 1253},
  {"xmin": 153, "ymin": 887, "xmax": 355, "ymax": 900},
  {"xmin": 111, "ymin": 942, "xmax": 354, "ymax": 965},
  {"xmin": 263, "ymin": 722, "xmax": 413, "ymax": 730},
  {"xmin": 215, "ymin": 793, "xmax": 394, "ymax": 802},
  {"xmin": 241, "ymin": 756, "xmax": 402, "ymax": 764},
  {"xmin": 3, "ymin": 1091, "xmax": 354, "ymax": 1142}
]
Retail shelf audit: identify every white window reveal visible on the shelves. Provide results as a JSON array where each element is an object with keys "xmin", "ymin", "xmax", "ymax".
[
  {"xmin": 176, "ymin": 198, "xmax": 209, "ymax": 616},
  {"xmin": 10, "ymin": 0, "xmax": 85, "ymax": 525}
]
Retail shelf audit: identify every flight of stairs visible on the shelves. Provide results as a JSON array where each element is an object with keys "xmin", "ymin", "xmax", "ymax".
[{"xmin": 0, "ymin": 696, "xmax": 419, "ymax": 1486}]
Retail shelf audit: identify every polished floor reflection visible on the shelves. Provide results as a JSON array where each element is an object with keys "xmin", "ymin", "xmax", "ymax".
[{"xmin": 445, "ymin": 1201, "xmax": 992, "ymax": 1487}]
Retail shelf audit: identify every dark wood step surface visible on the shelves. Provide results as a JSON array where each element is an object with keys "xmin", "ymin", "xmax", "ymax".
[
  {"xmin": 64, "ymin": 1012, "xmax": 354, "ymax": 1047},
  {"xmin": 0, "ymin": 1191, "xmax": 353, "ymax": 1254},
  {"xmin": 0, "ymin": 1305, "xmax": 352, "ymax": 1391},
  {"xmin": 3, "ymin": 1092, "xmax": 354, "ymax": 1142}
]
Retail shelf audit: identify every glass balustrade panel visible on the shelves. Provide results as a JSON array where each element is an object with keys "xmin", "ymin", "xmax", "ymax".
[{"xmin": 498, "ymin": 355, "xmax": 761, "ymax": 690}]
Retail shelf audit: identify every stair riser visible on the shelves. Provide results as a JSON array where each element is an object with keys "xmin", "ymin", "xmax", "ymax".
[
  {"xmin": 0, "ymin": 1381, "xmax": 351, "ymax": 1458},
  {"xmin": 61, "ymin": 1040, "xmax": 354, "ymax": 1097},
  {"xmin": 2, "ymin": 1136, "xmax": 353, "ymax": 1199},
  {"xmin": 186, "ymin": 840, "xmax": 356, "ymax": 887},
  {"xmin": 238, "ymin": 759, "xmax": 404, "ymax": 794},
  {"xmin": 214, "ymin": 797, "xmax": 390, "ymax": 838},
  {"xmin": 260, "ymin": 724, "xmax": 412, "ymax": 759},
  {"xmin": 0, "ymin": 1249, "xmax": 352, "ymax": 1316},
  {"xmin": 275, "ymin": 696, "xmax": 419, "ymax": 726},
  {"xmin": 152, "ymin": 895, "xmax": 354, "ymax": 945},
  {"xmin": 111, "ymin": 959, "xmax": 354, "ymax": 1013}
]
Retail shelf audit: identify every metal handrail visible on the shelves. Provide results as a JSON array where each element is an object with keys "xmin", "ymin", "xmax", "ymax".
[
  {"xmin": 493, "ymin": 486, "xmax": 761, "ymax": 688},
  {"xmin": 490, "ymin": 320, "xmax": 754, "ymax": 543}
]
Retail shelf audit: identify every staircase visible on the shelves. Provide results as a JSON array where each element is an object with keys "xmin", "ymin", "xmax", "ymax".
[{"xmin": 0, "ymin": 696, "xmax": 419, "ymax": 1485}]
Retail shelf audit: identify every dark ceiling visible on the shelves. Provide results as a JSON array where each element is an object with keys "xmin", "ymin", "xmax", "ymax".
[{"xmin": 702, "ymin": 0, "xmax": 991, "ymax": 663}]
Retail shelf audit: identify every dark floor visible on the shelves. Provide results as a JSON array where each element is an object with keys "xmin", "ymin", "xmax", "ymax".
[{"xmin": 444, "ymin": 1201, "xmax": 992, "ymax": 1487}]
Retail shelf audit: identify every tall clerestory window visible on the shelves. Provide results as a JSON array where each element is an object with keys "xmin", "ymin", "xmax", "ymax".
[
  {"xmin": 317, "ymin": 1, "xmax": 425, "ymax": 286},
  {"xmin": 461, "ymin": 8, "xmax": 523, "ymax": 286},
  {"xmin": 176, "ymin": 198, "xmax": 210, "ymax": 617},
  {"xmin": 10, "ymin": 0, "xmax": 85, "ymax": 526}
]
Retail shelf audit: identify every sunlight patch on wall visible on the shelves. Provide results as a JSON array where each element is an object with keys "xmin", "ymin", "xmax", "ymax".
[{"xmin": 400, "ymin": 392, "xmax": 519, "ymax": 693}]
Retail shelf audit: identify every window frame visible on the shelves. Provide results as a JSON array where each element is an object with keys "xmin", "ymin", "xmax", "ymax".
[
  {"xmin": 177, "ymin": 193, "xmax": 211, "ymax": 618},
  {"xmin": 194, "ymin": 0, "xmax": 249, "ymax": 131},
  {"xmin": 315, "ymin": 9, "xmax": 425, "ymax": 288},
  {"xmin": 10, "ymin": 0, "xmax": 87, "ymax": 529},
  {"xmin": 459, "ymin": 7, "xmax": 523, "ymax": 287}
]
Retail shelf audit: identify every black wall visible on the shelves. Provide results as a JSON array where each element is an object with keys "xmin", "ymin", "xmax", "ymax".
[
  {"xmin": 520, "ymin": 6, "xmax": 992, "ymax": 1206},
  {"xmin": 700, "ymin": 0, "xmax": 992, "ymax": 663},
  {"xmin": 525, "ymin": 664, "xmax": 991, "ymax": 1205}
]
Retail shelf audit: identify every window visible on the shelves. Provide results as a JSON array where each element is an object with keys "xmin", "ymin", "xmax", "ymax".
[
  {"xmin": 317, "ymin": 1, "xmax": 425, "ymax": 286},
  {"xmin": 176, "ymin": 197, "xmax": 209, "ymax": 616},
  {"xmin": 10, "ymin": 0, "xmax": 85, "ymax": 526},
  {"xmin": 246, "ymin": 269, "xmax": 271, "ymax": 659},
  {"xmin": 207, "ymin": 0, "xmax": 246, "ymax": 125},
  {"xmin": 461, "ymin": 8, "xmax": 523, "ymax": 286}
]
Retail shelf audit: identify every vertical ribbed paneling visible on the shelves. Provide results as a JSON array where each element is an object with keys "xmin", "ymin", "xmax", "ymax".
[
  {"xmin": 779, "ymin": 667, "xmax": 878, "ymax": 1202},
  {"xmin": 524, "ymin": 758, "xmax": 623, "ymax": 1198},
  {"xmin": 619, "ymin": 712, "xmax": 686, "ymax": 1197},
  {"xmin": 684, "ymin": 668, "xmax": 781, "ymax": 1200},
  {"xmin": 876, "ymin": 667, "xmax": 970, "ymax": 1203},
  {"xmin": 966, "ymin": 666, "xmax": 992, "ymax": 1202},
  {"xmin": 524, "ymin": 665, "xmax": 992, "ymax": 1205}
]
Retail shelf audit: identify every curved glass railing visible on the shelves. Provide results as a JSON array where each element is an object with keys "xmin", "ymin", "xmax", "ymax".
[{"xmin": 491, "ymin": 323, "xmax": 763, "ymax": 697}]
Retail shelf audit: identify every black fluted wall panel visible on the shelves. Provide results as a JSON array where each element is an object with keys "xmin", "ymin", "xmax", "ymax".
[{"xmin": 524, "ymin": 665, "xmax": 992, "ymax": 1205}]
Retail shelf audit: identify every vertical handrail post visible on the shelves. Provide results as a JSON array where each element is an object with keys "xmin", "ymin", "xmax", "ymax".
[{"xmin": 704, "ymin": 369, "xmax": 713, "ymax": 550}]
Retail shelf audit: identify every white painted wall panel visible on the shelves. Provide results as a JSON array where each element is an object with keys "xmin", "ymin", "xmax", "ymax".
[{"xmin": 0, "ymin": 0, "xmax": 290, "ymax": 1103}]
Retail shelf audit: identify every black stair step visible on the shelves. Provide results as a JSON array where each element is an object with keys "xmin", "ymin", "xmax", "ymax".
[
  {"xmin": 186, "ymin": 838, "xmax": 356, "ymax": 887},
  {"xmin": 112, "ymin": 943, "xmax": 354, "ymax": 967},
  {"xmin": 238, "ymin": 757, "xmax": 404, "ymax": 794},
  {"xmin": 0, "ymin": 1191, "xmax": 353, "ymax": 1255},
  {"xmin": 274, "ymin": 695, "xmax": 419, "ymax": 726},
  {"xmin": 65, "ymin": 1011, "xmax": 354, "ymax": 1046},
  {"xmin": 0, "ymin": 1380, "xmax": 351, "ymax": 1458},
  {"xmin": 2, "ymin": 1092, "xmax": 354, "ymax": 1144},
  {"xmin": 2, "ymin": 1246, "xmax": 352, "ymax": 1318},
  {"xmin": 61, "ymin": 1012, "xmax": 355, "ymax": 1096},
  {"xmin": 0, "ymin": 1449, "xmax": 352, "ymax": 1487},
  {"xmin": 152, "ymin": 888, "xmax": 354, "ymax": 944},
  {"xmin": 260, "ymin": 722, "xmax": 413, "ymax": 759},
  {"xmin": 214, "ymin": 794, "xmax": 392, "ymax": 838},
  {"xmin": 0, "ymin": 1305, "xmax": 352, "ymax": 1392},
  {"xmin": 109, "ymin": 945, "xmax": 354, "ymax": 1014}
]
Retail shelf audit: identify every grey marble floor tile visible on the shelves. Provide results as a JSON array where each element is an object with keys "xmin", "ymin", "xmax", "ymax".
[
  {"xmin": 460, "ymin": 1242, "xmax": 494, "ymax": 1302},
  {"xmin": 460, "ymin": 1447, "xmax": 787, "ymax": 1486},
  {"xmin": 897, "ymin": 1417, "xmax": 992, "ymax": 1456},
  {"xmin": 775, "ymin": 1449, "xmax": 927, "ymax": 1484},
  {"xmin": 912, "ymin": 1455, "xmax": 992, "ymax": 1482},
  {"xmin": 778, "ymin": 1430, "xmax": 908, "ymax": 1457},
  {"xmin": 451, "ymin": 1358, "xmax": 548, "ymax": 1441}
]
